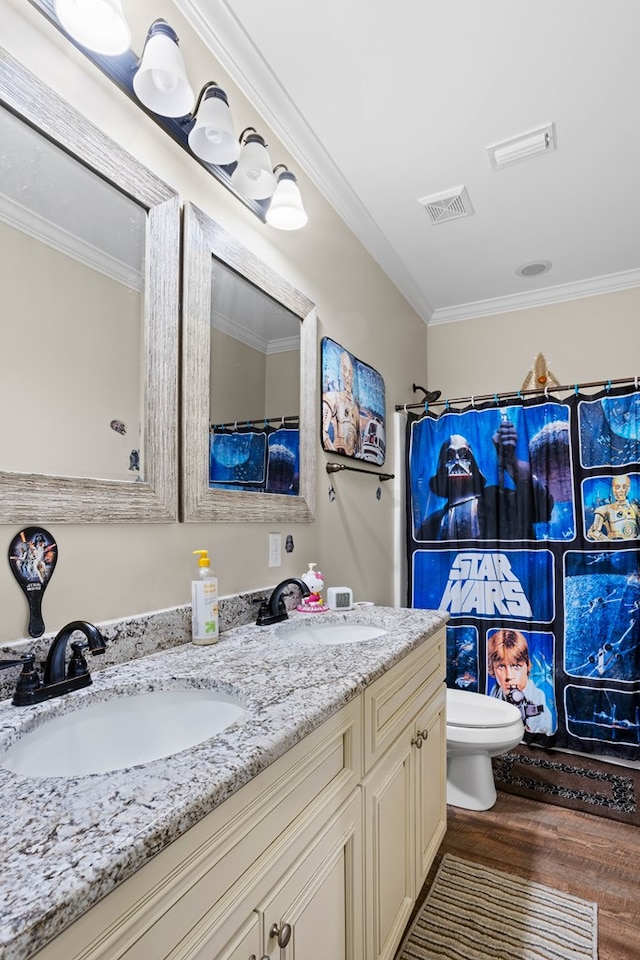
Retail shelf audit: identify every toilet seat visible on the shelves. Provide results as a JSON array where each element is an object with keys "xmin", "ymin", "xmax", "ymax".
[{"xmin": 447, "ymin": 688, "xmax": 521, "ymax": 728}]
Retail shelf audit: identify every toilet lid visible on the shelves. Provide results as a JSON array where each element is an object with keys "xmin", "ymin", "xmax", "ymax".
[{"xmin": 447, "ymin": 688, "xmax": 521, "ymax": 728}]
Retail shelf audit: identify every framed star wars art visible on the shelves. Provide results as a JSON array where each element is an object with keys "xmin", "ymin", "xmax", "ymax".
[{"xmin": 320, "ymin": 337, "xmax": 386, "ymax": 466}]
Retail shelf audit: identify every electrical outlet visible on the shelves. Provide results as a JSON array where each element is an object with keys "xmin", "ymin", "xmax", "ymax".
[{"xmin": 268, "ymin": 533, "xmax": 282, "ymax": 568}]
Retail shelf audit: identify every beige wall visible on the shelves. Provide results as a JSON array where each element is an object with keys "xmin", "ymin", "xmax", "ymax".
[
  {"xmin": 210, "ymin": 331, "xmax": 268, "ymax": 425},
  {"xmin": 0, "ymin": 0, "xmax": 427, "ymax": 643},
  {"xmin": 265, "ymin": 350, "xmax": 300, "ymax": 420},
  {"xmin": 426, "ymin": 288, "xmax": 640, "ymax": 400},
  {"xmin": 2, "ymin": 222, "xmax": 142, "ymax": 479}
]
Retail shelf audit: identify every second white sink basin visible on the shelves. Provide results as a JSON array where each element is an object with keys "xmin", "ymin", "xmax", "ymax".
[
  {"xmin": 283, "ymin": 622, "xmax": 388, "ymax": 645},
  {"xmin": 0, "ymin": 688, "xmax": 247, "ymax": 778}
]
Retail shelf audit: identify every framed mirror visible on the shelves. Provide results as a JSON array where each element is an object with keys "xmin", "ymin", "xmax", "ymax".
[
  {"xmin": 181, "ymin": 202, "xmax": 317, "ymax": 522},
  {"xmin": 0, "ymin": 47, "xmax": 179, "ymax": 522}
]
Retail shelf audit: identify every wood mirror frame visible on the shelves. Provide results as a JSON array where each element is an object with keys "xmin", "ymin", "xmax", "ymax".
[
  {"xmin": 0, "ymin": 47, "xmax": 179, "ymax": 523},
  {"xmin": 181, "ymin": 202, "xmax": 317, "ymax": 522}
]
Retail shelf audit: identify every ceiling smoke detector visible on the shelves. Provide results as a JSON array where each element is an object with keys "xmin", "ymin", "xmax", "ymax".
[
  {"xmin": 516, "ymin": 260, "xmax": 552, "ymax": 278},
  {"xmin": 487, "ymin": 123, "xmax": 556, "ymax": 169},
  {"xmin": 418, "ymin": 186, "xmax": 474, "ymax": 224}
]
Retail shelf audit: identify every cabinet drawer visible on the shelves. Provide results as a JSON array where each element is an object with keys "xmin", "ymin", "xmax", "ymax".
[{"xmin": 363, "ymin": 628, "xmax": 445, "ymax": 772}]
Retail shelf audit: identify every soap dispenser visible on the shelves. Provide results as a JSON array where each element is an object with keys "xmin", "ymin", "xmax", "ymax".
[
  {"xmin": 296, "ymin": 563, "xmax": 329, "ymax": 613},
  {"xmin": 191, "ymin": 549, "xmax": 219, "ymax": 644}
]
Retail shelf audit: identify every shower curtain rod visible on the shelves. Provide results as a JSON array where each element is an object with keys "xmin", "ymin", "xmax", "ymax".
[
  {"xmin": 211, "ymin": 415, "xmax": 299, "ymax": 431},
  {"xmin": 395, "ymin": 374, "xmax": 639, "ymax": 413}
]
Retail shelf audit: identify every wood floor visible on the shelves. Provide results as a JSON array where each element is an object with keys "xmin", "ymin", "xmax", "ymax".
[{"xmin": 406, "ymin": 791, "xmax": 640, "ymax": 960}]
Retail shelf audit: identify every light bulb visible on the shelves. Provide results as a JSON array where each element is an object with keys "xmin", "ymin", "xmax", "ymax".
[
  {"xmin": 132, "ymin": 21, "xmax": 195, "ymax": 118},
  {"xmin": 266, "ymin": 170, "xmax": 308, "ymax": 230},
  {"xmin": 188, "ymin": 85, "xmax": 239, "ymax": 166},
  {"xmin": 150, "ymin": 69, "xmax": 178, "ymax": 95},
  {"xmin": 55, "ymin": 0, "xmax": 131, "ymax": 55},
  {"xmin": 231, "ymin": 133, "xmax": 276, "ymax": 200}
]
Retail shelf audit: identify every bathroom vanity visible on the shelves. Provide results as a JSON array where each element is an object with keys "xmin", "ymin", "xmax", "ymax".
[{"xmin": 0, "ymin": 607, "xmax": 447, "ymax": 960}]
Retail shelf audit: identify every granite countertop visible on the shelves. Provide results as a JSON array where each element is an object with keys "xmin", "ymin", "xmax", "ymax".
[{"xmin": 0, "ymin": 606, "xmax": 446, "ymax": 960}]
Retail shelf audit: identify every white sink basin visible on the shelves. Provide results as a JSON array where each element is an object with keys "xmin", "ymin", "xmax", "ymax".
[
  {"xmin": 282, "ymin": 622, "xmax": 388, "ymax": 645},
  {"xmin": 0, "ymin": 688, "xmax": 247, "ymax": 778}
]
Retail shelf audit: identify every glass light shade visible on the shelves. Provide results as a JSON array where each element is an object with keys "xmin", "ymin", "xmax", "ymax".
[
  {"xmin": 266, "ymin": 171, "xmax": 308, "ymax": 230},
  {"xmin": 231, "ymin": 134, "xmax": 277, "ymax": 200},
  {"xmin": 132, "ymin": 21, "xmax": 195, "ymax": 118},
  {"xmin": 188, "ymin": 86, "xmax": 239, "ymax": 166},
  {"xmin": 54, "ymin": 0, "xmax": 131, "ymax": 55}
]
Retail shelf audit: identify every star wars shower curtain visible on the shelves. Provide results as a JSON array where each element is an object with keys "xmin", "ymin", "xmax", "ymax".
[{"xmin": 407, "ymin": 385, "xmax": 640, "ymax": 760}]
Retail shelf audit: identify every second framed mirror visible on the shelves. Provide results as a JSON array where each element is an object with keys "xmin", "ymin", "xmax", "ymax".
[{"xmin": 181, "ymin": 203, "xmax": 316, "ymax": 522}]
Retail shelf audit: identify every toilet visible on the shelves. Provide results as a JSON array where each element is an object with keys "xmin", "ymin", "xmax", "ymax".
[{"xmin": 446, "ymin": 688, "xmax": 525, "ymax": 811}]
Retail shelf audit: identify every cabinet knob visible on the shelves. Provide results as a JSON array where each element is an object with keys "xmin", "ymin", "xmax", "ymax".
[
  {"xmin": 410, "ymin": 734, "xmax": 423, "ymax": 748},
  {"xmin": 421, "ymin": 728, "xmax": 429, "ymax": 740},
  {"xmin": 270, "ymin": 921, "xmax": 292, "ymax": 948}
]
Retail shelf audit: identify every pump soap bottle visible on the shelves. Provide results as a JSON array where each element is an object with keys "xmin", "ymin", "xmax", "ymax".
[{"xmin": 191, "ymin": 549, "xmax": 219, "ymax": 644}]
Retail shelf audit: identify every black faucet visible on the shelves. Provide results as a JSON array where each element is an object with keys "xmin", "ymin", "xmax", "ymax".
[
  {"xmin": 256, "ymin": 578, "xmax": 310, "ymax": 626},
  {"xmin": 0, "ymin": 620, "xmax": 106, "ymax": 706}
]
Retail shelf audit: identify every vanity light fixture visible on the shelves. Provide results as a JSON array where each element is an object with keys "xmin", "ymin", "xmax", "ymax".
[
  {"xmin": 266, "ymin": 165, "xmax": 308, "ymax": 231},
  {"xmin": 231, "ymin": 128, "xmax": 277, "ymax": 200},
  {"xmin": 54, "ymin": 0, "xmax": 131, "ymax": 56},
  {"xmin": 187, "ymin": 82, "xmax": 239, "ymax": 166},
  {"xmin": 132, "ymin": 20, "xmax": 195, "ymax": 118},
  {"xmin": 30, "ymin": 0, "xmax": 308, "ymax": 229}
]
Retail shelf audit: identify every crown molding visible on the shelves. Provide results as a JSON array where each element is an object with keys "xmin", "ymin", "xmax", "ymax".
[
  {"xmin": 211, "ymin": 308, "xmax": 299, "ymax": 354},
  {"xmin": 0, "ymin": 193, "xmax": 143, "ymax": 291},
  {"xmin": 428, "ymin": 269, "xmax": 640, "ymax": 325}
]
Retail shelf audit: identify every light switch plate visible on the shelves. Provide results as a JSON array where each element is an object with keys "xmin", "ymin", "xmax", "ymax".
[{"xmin": 268, "ymin": 533, "xmax": 282, "ymax": 567}]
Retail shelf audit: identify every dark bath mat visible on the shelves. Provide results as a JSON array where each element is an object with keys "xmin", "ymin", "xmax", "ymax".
[{"xmin": 492, "ymin": 744, "xmax": 640, "ymax": 826}]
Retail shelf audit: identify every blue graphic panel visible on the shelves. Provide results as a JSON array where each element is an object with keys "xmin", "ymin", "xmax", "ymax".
[
  {"xmin": 565, "ymin": 684, "xmax": 640, "ymax": 746},
  {"xmin": 210, "ymin": 431, "xmax": 266, "ymax": 485},
  {"xmin": 409, "ymin": 402, "xmax": 573, "ymax": 543},
  {"xmin": 265, "ymin": 429, "xmax": 300, "ymax": 495},
  {"xmin": 486, "ymin": 627, "xmax": 557, "ymax": 735},
  {"xmin": 564, "ymin": 549, "xmax": 640, "ymax": 682},
  {"xmin": 412, "ymin": 548, "xmax": 555, "ymax": 622},
  {"xmin": 582, "ymin": 474, "xmax": 640, "ymax": 542},
  {"xmin": 578, "ymin": 391, "xmax": 640, "ymax": 468},
  {"xmin": 446, "ymin": 624, "xmax": 479, "ymax": 691}
]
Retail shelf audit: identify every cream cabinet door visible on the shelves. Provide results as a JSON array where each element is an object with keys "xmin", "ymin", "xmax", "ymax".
[
  {"xmin": 413, "ymin": 684, "xmax": 447, "ymax": 890},
  {"xmin": 363, "ymin": 734, "xmax": 414, "ymax": 960},
  {"xmin": 259, "ymin": 793, "xmax": 363, "ymax": 960},
  {"xmin": 364, "ymin": 684, "xmax": 447, "ymax": 960}
]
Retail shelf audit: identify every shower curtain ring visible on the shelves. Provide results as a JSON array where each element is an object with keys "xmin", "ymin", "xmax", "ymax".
[
  {"xmin": 635, "ymin": 376, "xmax": 639, "ymax": 390},
  {"xmin": 606, "ymin": 380, "xmax": 611, "ymax": 393},
  {"xmin": 494, "ymin": 393, "xmax": 499, "ymax": 406},
  {"xmin": 544, "ymin": 385, "xmax": 549, "ymax": 398},
  {"xmin": 574, "ymin": 384, "xmax": 579, "ymax": 395},
  {"xmin": 445, "ymin": 399, "xmax": 450, "ymax": 412},
  {"xmin": 471, "ymin": 396, "xmax": 475, "ymax": 408}
]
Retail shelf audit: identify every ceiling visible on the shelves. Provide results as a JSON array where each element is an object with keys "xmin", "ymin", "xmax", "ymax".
[{"xmin": 176, "ymin": 0, "xmax": 640, "ymax": 325}]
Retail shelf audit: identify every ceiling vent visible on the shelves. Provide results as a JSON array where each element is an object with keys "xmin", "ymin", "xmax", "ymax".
[
  {"xmin": 487, "ymin": 123, "xmax": 556, "ymax": 169},
  {"xmin": 418, "ymin": 186, "xmax": 474, "ymax": 224}
]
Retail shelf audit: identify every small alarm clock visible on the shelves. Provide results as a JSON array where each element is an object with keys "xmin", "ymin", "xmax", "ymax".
[{"xmin": 327, "ymin": 587, "xmax": 353, "ymax": 611}]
